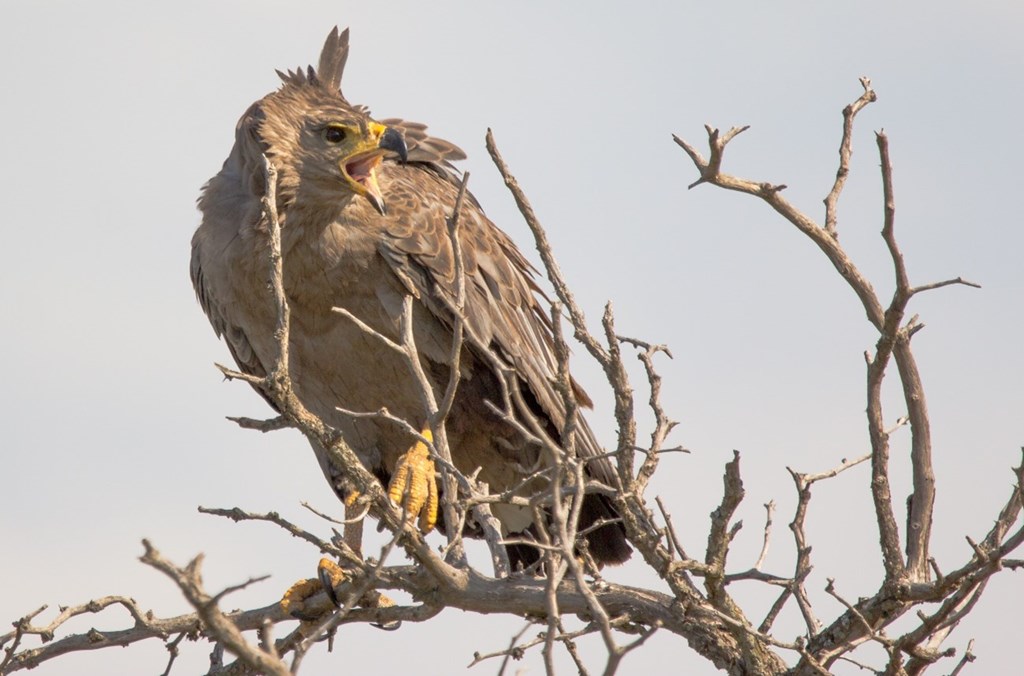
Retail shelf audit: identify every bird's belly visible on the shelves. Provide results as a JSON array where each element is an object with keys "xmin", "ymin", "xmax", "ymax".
[
  {"xmin": 285, "ymin": 293, "xmax": 426, "ymax": 473},
  {"xmin": 287, "ymin": 300, "xmax": 540, "ymax": 498},
  {"xmin": 234, "ymin": 255, "xmax": 541, "ymax": 501}
]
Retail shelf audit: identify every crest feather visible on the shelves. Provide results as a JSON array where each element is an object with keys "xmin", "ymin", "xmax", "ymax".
[
  {"xmin": 315, "ymin": 26, "xmax": 349, "ymax": 93},
  {"xmin": 274, "ymin": 27, "xmax": 350, "ymax": 97}
]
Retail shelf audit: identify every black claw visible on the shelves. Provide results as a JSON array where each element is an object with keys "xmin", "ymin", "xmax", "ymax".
[{"xmin": 318, "ymin": 566, "xmax": 342, "ymax": 607}]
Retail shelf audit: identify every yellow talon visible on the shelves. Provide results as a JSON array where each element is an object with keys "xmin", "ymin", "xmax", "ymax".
[
  {"xmin": 318, "ymin": 557, "xmax": 347, "ymax": 607},
  {"xmin": 282, "ymin": 558, "xmax": 400, "ymax": 628},
  {"xmin": 279, "ymin": 559, "xmax": 348, "ymax": 619},
  {"xmin": 387, "ymin": 427, "xmax": 439, "ymax": 533},
  {"xmin": 280, "ymin": 577, "xmax": 324, "ymax": 619}
]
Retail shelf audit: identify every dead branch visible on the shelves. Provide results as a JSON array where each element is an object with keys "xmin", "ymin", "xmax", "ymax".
[
  {"xmin": 9, "ymin": 79, "xmax": 1022, "ymax": 676},
  {"xmin": 139, "ymin": 540, "xmax": 291, "ymax": 676},
  {"xmin": 823, "ymin": 76, "xmax": 877, "ymax": 236},
  {"xmin": 675, "ymin": 80, "xmax": 1014, "ymax": 675}
]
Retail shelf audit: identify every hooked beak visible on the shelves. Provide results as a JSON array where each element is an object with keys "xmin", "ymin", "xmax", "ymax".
[
  {"xmin": 379, "ymin": 126, "xmax": 408, "ymax": 163},
  {"xmin": 341, "ymin": 124, "xmax": 408, "ymax": 215}
]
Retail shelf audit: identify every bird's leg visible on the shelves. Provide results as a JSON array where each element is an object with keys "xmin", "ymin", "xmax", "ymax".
[
  {"xmin": 281, "ymin": 428, "xmax": 437, "ymax": 621},
  {"xmin": 387, "ymin": 426, "xmax": 439, "ymax": 533},
  {"xmin": 278, "ymin": 491, "xmax": 372, "ymax": 620},
  {"xmin": 344, "ymin": 500, "xmax": 364, "ymax": 558}
]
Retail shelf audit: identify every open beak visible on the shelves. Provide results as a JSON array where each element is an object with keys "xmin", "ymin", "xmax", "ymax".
[{"xmin": 342, "ymin": 125, "xmax": 408, "ymax": 215}]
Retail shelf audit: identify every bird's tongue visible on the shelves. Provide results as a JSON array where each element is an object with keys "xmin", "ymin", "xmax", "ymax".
[
  {"xmin": 347, "ymin": 154, "xmax": 385, "ymax": 214},
  {"xmin": 346, "ymin": 154, "xmax": 381, "ymax": 184}
]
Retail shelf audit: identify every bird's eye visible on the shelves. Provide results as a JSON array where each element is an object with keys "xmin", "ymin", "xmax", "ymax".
[{"xmin": 323, "ymin": 126, "xmax": 347, "ymax": 144}]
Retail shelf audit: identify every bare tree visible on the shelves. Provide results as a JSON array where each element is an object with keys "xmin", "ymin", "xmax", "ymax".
[{"xmin": 3, "ymin": 80, "xmax": 1020, "ymax": 676}]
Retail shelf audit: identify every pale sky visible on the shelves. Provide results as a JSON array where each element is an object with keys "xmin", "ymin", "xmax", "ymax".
[{"xmin": 2, "ymin": 2, "xmax": 1022, "ymax": 674}]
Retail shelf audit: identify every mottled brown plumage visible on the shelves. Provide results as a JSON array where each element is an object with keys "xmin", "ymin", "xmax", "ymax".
[{"xmin": 191, "ymin": 27, "xmax": 630, "ymax": 567}]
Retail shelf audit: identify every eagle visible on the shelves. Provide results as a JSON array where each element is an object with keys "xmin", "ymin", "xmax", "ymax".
[{"xmin": 190, "ymin": 27, "xmax": 631, "ymax": 570}]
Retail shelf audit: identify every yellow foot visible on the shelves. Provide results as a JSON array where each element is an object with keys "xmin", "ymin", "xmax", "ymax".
[
  {"xmin": 280, "ymin": 576, "xmax": 327, "ymax": 620},
  {"xmin": 319, "ymin": 558, "xmax": 399, "ymax": 628},
  {"xmin": 280, "ymin": 558, "xmax": 400, "ymax": 629},
  {"xmin": 317, "ymin": 557, "xmax": 347, "ymax": 607},
  {"xmin": 279, "ymin": 558, "xmax": 350, "ymax": 620},
  {"xmin": 388, "ymin": 427, "xmax": 438, "ymax": 533}
]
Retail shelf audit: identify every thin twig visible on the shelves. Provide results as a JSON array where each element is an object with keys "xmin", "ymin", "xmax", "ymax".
[
  {"xmin": 823, "ymin": 76, "xmax": 877, "ymax": 236},
  {"xmin": 140, "ymin": 540, "xmax": 291, "ymax": 676}
]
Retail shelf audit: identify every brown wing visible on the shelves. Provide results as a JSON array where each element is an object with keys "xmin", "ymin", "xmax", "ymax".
[
  {"xmin": 374, "ymin": 162, "xmax": 617, "ymax": 483},
  {"xmin": 191, "ymin": 247, "xmax": 266, "ymax": 378},
  {"xmin": 378, "ymin": 118, "xmax": 467, "ymax": 166},
  {"xmin": 375, "ymin": 162, "xmax": 631, "ymax": 565}
]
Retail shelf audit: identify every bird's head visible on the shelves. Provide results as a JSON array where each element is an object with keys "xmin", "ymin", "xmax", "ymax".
[
  {"xmin": 283, "ymin": 111, "xmax": 407, "ymax": 215},
  {"xmin": 237, "ymin": 27, "xmax": 408, "ymax": 216}
]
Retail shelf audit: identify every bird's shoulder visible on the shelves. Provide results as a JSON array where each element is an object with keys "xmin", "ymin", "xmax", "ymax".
[{"xmin": 375, "ymin": 162, "xmax": 542, "ymax": 334}]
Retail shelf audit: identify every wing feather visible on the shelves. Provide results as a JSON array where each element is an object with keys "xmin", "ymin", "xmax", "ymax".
[
  {"xmin": 379, "ymin": 118, "xmax": 467, "ymax": 166},
  {"xmin": 191, "ymin": 230, "xmax": 269, "ymax": 383},
  {"xmin": 375, "ymin": 165, "xmax": 617, "ymax": 485}
]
